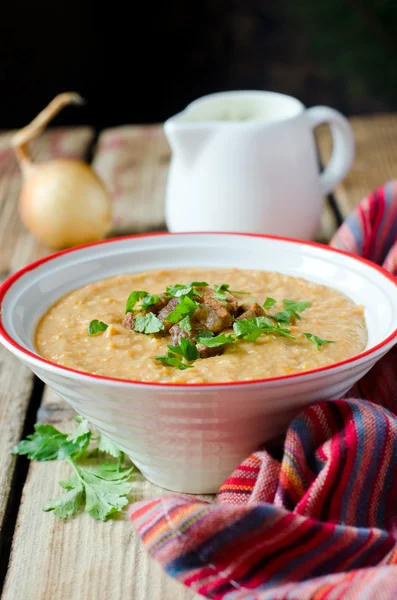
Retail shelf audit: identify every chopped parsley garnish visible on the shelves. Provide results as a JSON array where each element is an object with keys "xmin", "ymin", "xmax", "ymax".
[
  {"xmin": 118, "ymin": 282, "xmax": 335, "ymax": 370},
  {"xmin": 168, "ymin": 337, "xmax": 200, "ymax": 361},
  {"xmin": 166, "ymin": 296, "xmax": 199, "ymax": 324},
  {"xmin": 179, "ymin": 315, "xmax": 192, "ymax": 332},
  {"xmin": 156, "ymin": 338, "xmax": 199, "ymax": 369},
  {"xmin": 125, "ymin": 290, "xmax": 149, "ymax": 313},
  {"xmin": 213, "ymin": 284, "xmax": 230, "ymax": 300},
  {"xmin": 303, "ymin": 333, "xmax": 335, "ymax": 350},
  {"xmin": 263, "ymin": 297, "xmax": 276, "ymax": 309},
  {"xmin": 134, "ymin": 312, "xmax": 164, "ymax": 334},
  {"xmin": 283, "ymin": 299, "xmax": 311, "ymax": 313},
  {"xmin": 166, "ymin": 281, "xmax": 208, "ymax": 299},
  {"xmin": 141, "ymin": 294, "xmax": 160, "ymax": 308},
  {"xmin": 234, "ymin": 316, "xmax": 295, "ymax": 342},
  {"xmin": 213, "ymin": 283, "xmax": 249, "ymax": 301},
  {"xmin": 195, "ymin": 330, "xmax": 214, "ymax": 339},
  {"xmin": 155, "ymin": 353, "xmax": 192, "ymax": 370},
  {"xmin": 272, "ymin": 310, "xmax": 294, "ymax": 324},
  {"xmin": 88, "ymin": 320, "xmax": 108, "ymax": 335},
  {"xmin": 273, "ymin": 299, "xmax": 311, "ymax": 324},
  {"xmin": 125, "ymin": 291, "xmax": 161, "ymax": 313},
  {"xmin": 196, "ymin": 333, "xmax": 235, "ymax": 347}
]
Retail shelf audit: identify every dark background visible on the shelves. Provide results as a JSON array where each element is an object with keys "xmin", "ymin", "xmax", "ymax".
[{"xmin": 2, "ymin": 0, "xmax": 397, "ymax": 129}]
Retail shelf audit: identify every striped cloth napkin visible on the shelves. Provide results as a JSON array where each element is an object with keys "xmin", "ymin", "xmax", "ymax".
[{"xmin": 130, "ymin": 183, "xmax": 397, "ymax": 600}]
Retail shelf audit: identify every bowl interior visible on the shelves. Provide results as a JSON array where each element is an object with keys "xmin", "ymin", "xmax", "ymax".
[{"xmin": 2, "ymin": 233, "xmax": 397, "ymax": 362}]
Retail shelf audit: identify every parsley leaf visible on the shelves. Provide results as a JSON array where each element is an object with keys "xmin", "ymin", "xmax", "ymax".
[
  {"xmin": 195, "ymin": 330, "xmax": 214, "ymax": 339},
  {"xmin": 141, "ymin": 294, "xmax": 160, "ymax": 308},
  {"xmin": 272, "ymin": 299, "xmax": 311, "ymax": 324},
  {"xmin": 58, "ymin": 418, "xmax": 91, "ymax": 460},
  {"xmin": 156, "ymin": 352, "xmax": 193, "ymax": 370},
  {"xmin": 12, "ymin": 424, "xmax": 68, "ymax": 461},
  {"xmin": 233, "ymin": 318, "xmax": 265, "ymax": 342},
  {"xmin": 283, "ymin": 299, "xmax": 311, "ymax": 313},
  {"xmin": 166, "ymin": 282, "xmax": 208, "ymax": 299},
  {"xmin": 234, "ymin": 316, "xmax": 295, "ymax": 342},
  {"xmin": 88, "ymin": 320, "xmax": 108, "ymax": 335},
  {"xmin": 213, "ymin": 284, "xmax": 229, "ymax": 301},
  {"xmin": 213, "ymin": 283, "xmax": 249, "ymax": 300},
  {"xmin": 44, "ymin": 485, "xmax": 84, "ymax": 519},
  {"xmin": 196, "ymin": 333, "xmax": 235, "ymax": 347},
  {"xmin": 13, "ymin": 417, "xmax": 134, "ymax": 521},
  {"xmin": 263, "ymin": 297, "xmax": 276, "ymax": 309},
  {"xmin": 134, "ymin": 312, "xmax": 165, "ymax": 334},
  {"xmin": 272, "ymin": 310, "xmax": 295, "ymax": 324},
  {"xmin": 45, "ymin": 461, "xmax": 134, "ymax": 521},
  {"xmin": 168, "ymin": 337, "xmax": 200, "ymax": 361},
  {"xmin": 166, "ymin": 283, "xmax": 193, "ymax": 297},
  {"xmin": 179, "ymin": 315, "xmax": 192, "ymax": 332},
  {"xmin": 12, "ymin": 419, "xmax": 92, "ymax": 462},
  {"xmin": 167, "ymin": 296, "xmax": 199, "ymax": 324},
  {"xmin": 303, "ymin": 333, "xmax": 335, "ymax": 350},
  {"xmin": 125, "ymin": 290, "xmax": 149, "ymax": 314},
  {"xmin": 156, "ymin": 337, "xmax": 200, "ymax": 368},
  {"xmin": 98, "ymin": 434, "xmax": 125, "ymax": 461}
]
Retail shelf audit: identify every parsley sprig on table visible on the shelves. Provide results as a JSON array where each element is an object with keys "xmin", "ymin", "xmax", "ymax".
[{"xmin": 12, "ymin": 417, "xmax": 134, "ymax": 521}]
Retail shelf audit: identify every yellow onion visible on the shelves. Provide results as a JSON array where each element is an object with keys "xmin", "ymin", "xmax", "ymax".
[{"xmin": 12, "ymin": 92, "xmax": 112, "ymax": 249}]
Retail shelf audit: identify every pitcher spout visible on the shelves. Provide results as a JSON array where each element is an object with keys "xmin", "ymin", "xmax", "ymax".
[{"xmin": 164, "ymin": 116, "xmax": 214, "ymax": 165}]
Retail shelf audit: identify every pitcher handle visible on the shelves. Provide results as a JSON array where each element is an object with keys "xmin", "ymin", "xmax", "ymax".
[{"xmin": 306, "ymin": 106, "xmax": 355, "ymax": 196}]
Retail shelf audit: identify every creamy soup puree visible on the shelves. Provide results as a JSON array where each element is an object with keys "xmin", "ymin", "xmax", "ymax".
[{"xmin": 35, "ymin": 268, "xmax": 367, "ymax": 383}]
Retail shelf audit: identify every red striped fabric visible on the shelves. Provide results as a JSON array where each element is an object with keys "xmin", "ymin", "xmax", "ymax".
[{"xmin": 130, "ymin": 184, "xmax": 397, "ymax": 599}]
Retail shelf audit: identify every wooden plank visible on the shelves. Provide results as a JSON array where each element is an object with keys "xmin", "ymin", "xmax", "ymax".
[
  {"xmin": 317, "ymin": 114, "xmax": 397, "ymax": 218},
  {"xmin": 93, "ymin": 125, "xmax": 170, "ymax": 235},
  {"xmin": 0, "ymin": 128, "xmax": 94, "ymax": 585},
  {"xmin": 0, "ymin": 343, "xmax": 34, "ymax": 528},
  {"xmin": 2, "ymin": 127, "xmax": 202, "ymax": 600},
  {"xmin": 2, "ymin": 389, "xmax": 203, "ymax": 600}
]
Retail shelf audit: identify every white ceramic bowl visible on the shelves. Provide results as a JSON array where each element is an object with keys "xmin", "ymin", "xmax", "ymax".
[{"xmin": 1, "ymin": 233, "xmax": 397, "ymax": 493}]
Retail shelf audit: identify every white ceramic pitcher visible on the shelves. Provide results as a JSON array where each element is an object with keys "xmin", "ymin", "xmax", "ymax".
[{"xmin": 164, "ymin": 91, "xmax": 354, "ymax": 239}]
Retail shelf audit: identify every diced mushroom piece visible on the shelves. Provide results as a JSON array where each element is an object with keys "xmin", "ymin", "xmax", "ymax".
[
  {"xmin": 169, "ymin": 323, "xmax": 196, "ymax": 346},
  {"xmin": 196, "ymin": 343, "xmax": 225, "ymax": 358},
  {"xmin": 157, "ymin": 297, "xmax": 180, "ymax": 331},
  {"xmin": 193, "ymin": 298, "xmax": 234, "ymax": 332},
  {"xmin": 196, "ymin": 286, "xmax": 239, "ymax": 316},
  {"xmin": 237, "ymin": 302, "xmax": 266, "ymax": 321},
  {"xmin": 169, "ymin": 324, "xmax": 225, "ymax": 359},
  {"xmin": 122, "ymin": 312, "xmax": 135, "ymax": 330}
]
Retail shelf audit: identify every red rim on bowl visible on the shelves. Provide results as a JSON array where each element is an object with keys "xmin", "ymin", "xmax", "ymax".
[{"xmin": 0, "ymin": 232, "xmax": 397, "ymax": 388}]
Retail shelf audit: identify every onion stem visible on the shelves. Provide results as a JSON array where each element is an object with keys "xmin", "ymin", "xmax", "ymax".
[{"xmin": 12, "ymin": 92, "xmax": 85, "ymax": 171}]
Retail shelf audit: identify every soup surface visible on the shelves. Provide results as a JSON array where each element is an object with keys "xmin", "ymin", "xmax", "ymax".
[{"xmin": 35, "ymin": 268, "xmax": 367, "ymax": 383}]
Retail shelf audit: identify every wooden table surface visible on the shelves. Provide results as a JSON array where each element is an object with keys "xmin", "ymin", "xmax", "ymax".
[{"xmin": 1, "ymin": 115, "xmax": 397, "ymax": 600}]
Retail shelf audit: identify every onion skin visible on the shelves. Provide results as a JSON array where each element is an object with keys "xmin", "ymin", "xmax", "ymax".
[
  {"xmin": 12, "ymin": 92, "xmax": 113, "ymax": 250},
  {"xmin": 19, "ymin": 159, "xmax": 112, "ymax": 249}
]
